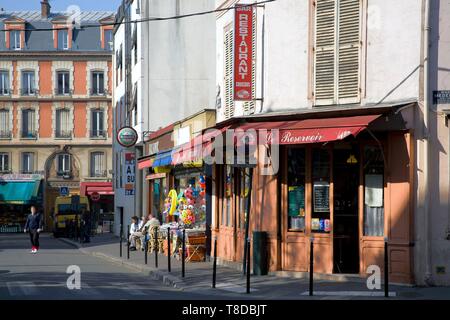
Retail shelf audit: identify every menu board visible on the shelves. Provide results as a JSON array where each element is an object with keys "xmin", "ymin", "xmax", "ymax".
[
  {"xmin": 313, "ymin": 181, "xmax": 330, "ymax": 212},
  {"xmin": 288, "ymin": 186, "xmax": 305, "ymax": 217}
]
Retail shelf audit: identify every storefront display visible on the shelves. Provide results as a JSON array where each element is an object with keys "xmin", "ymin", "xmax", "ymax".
[
  {"xmin": 312, "ymin": 148, "xmax": 331, "ymax": 233},
  {"xmin": 287, "ymin": 148, "xmax": 306, "ymax": 231}
]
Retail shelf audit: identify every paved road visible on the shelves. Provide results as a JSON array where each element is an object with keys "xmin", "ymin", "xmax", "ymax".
[{"xmin": 0, "ymin": 233, "xmax": 221, "ymax": 300}]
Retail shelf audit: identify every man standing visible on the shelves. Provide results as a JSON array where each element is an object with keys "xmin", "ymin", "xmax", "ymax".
[{"xmin": 24, "ymin": 206, "xmax": 44, "ymax": 254}]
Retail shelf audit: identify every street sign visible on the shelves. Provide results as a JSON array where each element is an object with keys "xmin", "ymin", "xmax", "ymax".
[
  {"xmin": 60, "ymin": 187, "xmax": 69, "ymax": 196},
  {"xmin": 91, "ymin": 192, "xmax": 101, "ymax": 202}
]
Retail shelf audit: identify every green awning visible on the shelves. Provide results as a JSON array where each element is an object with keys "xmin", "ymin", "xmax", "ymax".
[{"xmin": 0, "ymin": 180, "xmax": 42, "ymax": 205}]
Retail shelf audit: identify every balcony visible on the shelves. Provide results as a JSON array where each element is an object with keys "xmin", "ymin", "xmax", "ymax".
[
  {"xmin": 20, "ymin": 88, "xmax": 39, "ymax": 96},
  {"xmin": 54, "ymin": 88, "xmax": 73, "ymax": 97},
  {"xmin": 0, "ymin": 131, "xmax": 12, "ymax": 139},
  {"xmin": 56, "ymin": 170, "xmax": 73, "ymax": 179},
  {"xmin": 90, "ymin": 88, "xmax": 109, "ymax": 97},
  {"xmin": 90, "ymin": 130, "xmax": 107, "ymax": 139},
  {"xmin": 0, "ymin": 89, "xmax": 11, "ymax": 97},
  {"xmin": 90, "ymin": 170, "xmax": 107, "ymax": 178},
  {"xmin": 55, "ymin": 130, "xmax": 72, "ymax": 139},
  {"xmin": 21, "ymin": 131, "xmax": 38, "ymax": 139}
]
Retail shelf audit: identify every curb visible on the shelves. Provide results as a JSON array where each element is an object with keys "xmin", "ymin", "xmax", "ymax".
[{"xmin": 57, "ymin": 238, "xmax": 188, "ymax": 290}]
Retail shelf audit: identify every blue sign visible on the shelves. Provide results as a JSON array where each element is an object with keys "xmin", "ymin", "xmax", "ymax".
[{"xmin": 60, "ymin": 187, "xmax": 69, "ymax": 196}]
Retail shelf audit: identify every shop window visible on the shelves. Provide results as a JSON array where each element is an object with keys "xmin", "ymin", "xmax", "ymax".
[
  {"xmin": 312, "ymin": 148, "xmax": 331, "ymax": 233},
  {"xmin": 363, "ymin": 146, "xmax": 384, "ymax": 236},
  {"xmin": 238, "ymin": 168, "xmax": 251, "ymax": 230},
  {"xmin": 288, "ymin": 148, "xmax": 306, "ymax": 231},
  {"xmin": 151, "ymin": 178, "xmax": 167, "ymax": 221}
]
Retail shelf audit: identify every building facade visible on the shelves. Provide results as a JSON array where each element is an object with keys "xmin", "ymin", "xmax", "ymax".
[{"xmin": 0, "ymin": 1, "xmax": 114, "ymax": 231}]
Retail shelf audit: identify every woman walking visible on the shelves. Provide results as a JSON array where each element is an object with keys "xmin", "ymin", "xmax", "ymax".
[{"xmin": 24, "ymin": 206, "xmax": 44, "ymax": 254}]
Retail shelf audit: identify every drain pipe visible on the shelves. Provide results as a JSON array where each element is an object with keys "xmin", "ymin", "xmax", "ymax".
[{"xmin": 423, "ymin": 0, "xmax": 433, "ymax": 286}]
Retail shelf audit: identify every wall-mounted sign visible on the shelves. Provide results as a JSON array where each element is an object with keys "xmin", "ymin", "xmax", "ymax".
[
  {"xmin": 117, "ymin": 126, "xmax": 138, "ymax": 148},
  {"xmin": 433, "ymin": 90, "xmax": 450, "ymax": 104},
  {"xmin": 0, "ymin": 174, "xmax": 44, "ymax": 181},
  {"xmin": 125, "ymin": 153, "xmax": 135, "ymax": 196},
  {"xmin": 313, "ymin": 181, "xmax": 330, "ymax": 213},
  {"xmin": 59, "ymin": 187, "xmax": 70, "ymax": 196},
  {"xmin": 234, "ymin": 4, "xmax": 254, "ymax": 101}
]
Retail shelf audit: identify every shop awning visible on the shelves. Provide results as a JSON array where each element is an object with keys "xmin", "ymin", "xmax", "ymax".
[
  {"xmin": 137, "ymin": 156, "xmax": 154, "ymax": 170},
  {"xmin": 235, "ymin": 115, "xmax": 382, "ymax": 145},
  {"xmin": 152, "ymin": 149, "xmax": 173, "ymax": 167},
  {"xmin": 80, "ymin": 182, "xmax": 114, "ymax": 196},
  {"xmin": 0, "ymin": 180, "xmax": 41, "ymax": 204}
]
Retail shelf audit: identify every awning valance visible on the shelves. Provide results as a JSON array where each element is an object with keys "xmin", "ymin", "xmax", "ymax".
[
  {"xmin": 137, "ymin": 156, "xmax": 154, "ymax": 170},
  {"xmin": 152, "ymin": 149, "xmax": 173, "ymax": 167},
  {"xmin": 80, "ymin": 182, "xmax": 114, "ymax": 196},
  {"xmin": 0, "ymin": 180, "xmax": 41, "ymax": 204}
]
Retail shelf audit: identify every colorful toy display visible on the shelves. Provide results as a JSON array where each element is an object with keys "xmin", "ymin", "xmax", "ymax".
[
  {"xmin": 181, "ymin": 208, "xmax": 196, "ymax": 226},
  {"xmin": 167, "ymin": 189, "xmax": 178, "ymax": 216}
]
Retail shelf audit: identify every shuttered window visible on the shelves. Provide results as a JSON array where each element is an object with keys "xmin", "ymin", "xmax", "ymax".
[
  {"xmin": 243, "ymin": 10, "xmax": 257, "ymax": 115},
  {"xmin": 313, "ymin": 0, "xmax": 361, "ymax": 106},
  {"xmin": 224, "ymin": 25, "xmax": 235, "ymax": 120}
]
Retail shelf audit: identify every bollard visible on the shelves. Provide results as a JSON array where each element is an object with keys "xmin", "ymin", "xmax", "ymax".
[
  {"xmin": 119, "ymin": 224, "xmax": 123, "ymax": 258},
  {"xmin": 385, "ymin": 237, "xmax": 389, "ymax": 298},
  {"xmin": 246, "ymin": 239, "xmax": 251, "ymax": 294},
  {"xmin": 212, "ymin": 237, "xmax": 217, "ymax": 288},
  {"xmin": 309, "ymin": 237, "xmax": 314, "ymax": 296},
  {"xmin": 182, "ymin": 229, "xmax": 186, "ymax": 278},
  {"xmin": 144, "ymin": 238, "xmax": 148, "ymax": 265},
  {"xmin": 167, "ymin": 229, "xmax": 171, "ymax": 272},
  {"xmin": 127, "ymin": 225, "xmax": 130, "ymax": 260},
  {"xmin": 154, "ymin": 227, "xmax": 158, "ymax": 268}
]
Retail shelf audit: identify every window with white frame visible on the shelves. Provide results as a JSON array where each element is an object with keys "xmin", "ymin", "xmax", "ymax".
[
  {"xmin": 10, "ymin": 30, "xmax": 21, "ymax": 50},
  {"xmin": 0, "ymin": 71, "xmax": 10, "ymax": 95},
  {"xmin": 55, "ymin": 109, "xmax": 71, "ymax": 138},
  {"xmin": 57, "ymin": 29, "xmax": 69, "ymax": 50},
  {"xmin": 223, "ymin": 25, "xmax": 234, "ymax": 120},
  {"xmin": 57, "ymin": 153, "xmax": 71, "ymax": 176},
  {"xmin": 21, "ymin": 71, "xmax": 36, "ymax": 95},
  {"xmin": 0, "ymin": 153, "xmax": 9, "ymax": 172},
  {"xmin": 21, "ymin": 152, "xmax": 34, "ymax": 174},
  {"xmin": 104, "ymin": 29, "xmax": 113, "ymax": 50},
  {"xmin": 91, "ymin": 109, "xmax": 105, "ymax": 138},
  {"xmin": 313, "ymin": 0, "xmax": 361, "ymax": 106},
  {"xmin": 21, "ymin": 109, "xmax": 36, "ymax": 138},
  {"xmin": 91, "ymin": 71, "xmax": 105, "ymax": 95},
  {"xmin": 56, "ymin": 71, "xmax": 70, "ymax": 95},
  {"xmin": 90, "ymin": 152, "xmax": 106, "ymax": 177},
  {"xmin": 0, "ymin": 109, "xmax": 11, "ymax": 139}
]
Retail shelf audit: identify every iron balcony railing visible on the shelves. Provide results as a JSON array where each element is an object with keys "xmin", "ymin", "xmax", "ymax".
[
  {"xmin": 21, "ymin": 131, "xmax": 37, "ymax": 139},
  {"xmin": 20, "ymin": 88, "xmax": 38, "ymax": 96},
  {"xmin": 90, "ymin": 170, "xmax": 107, "ymax": 178},
  {"xmin": 54, "ymin": 88, "xmax": 73, "ymax": 96},
  {"xmin": 90, "ymin": 130, "xmax": 107, "ymax": 138},
  {"xmin": 55, "ymin": 130, "xmax": 72, "ymax": 139},
  {"xmin": 0, "ymin": 131, "xmax": 12, "ymax": 139}
]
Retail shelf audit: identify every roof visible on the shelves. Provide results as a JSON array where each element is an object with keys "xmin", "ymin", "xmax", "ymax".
[{"xmin": 0, "ymin": 11, "xmax": 115, "ymax": 23}]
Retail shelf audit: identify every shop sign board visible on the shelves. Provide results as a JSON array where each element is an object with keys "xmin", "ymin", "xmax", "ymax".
[
  {"xmin": 0, "ymin": 173, "xmax": 44, "ymax": 181},
  {"xmin": 234, "ymin": 4, "xmax": 254, "ymax": 101},
  {"xmin": 117, "ymin": 126, "xmax": 138, "ymax": 148},
  {"xmin": 313, "ymin": 181, "xmax": 330, "ymax": 212},
  {"xmin": 433, "ymin": 90, "xmax": 450, "ymax": 104},
  {"xmin": 125, "ymin": 153, "xmax": 136, "ymax": 196}
]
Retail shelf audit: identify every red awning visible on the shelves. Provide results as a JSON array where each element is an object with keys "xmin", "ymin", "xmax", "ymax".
[
  {"xmin": 138, "ymin": 157, "xmax": 153, "ymax": 170},
  {"xmin": 80, "ymin": 182, "xmax": 114, "ymax": 196},
  {"xmin": 235, "ymin": 115, "xmax": 381, "ymax": 145}
]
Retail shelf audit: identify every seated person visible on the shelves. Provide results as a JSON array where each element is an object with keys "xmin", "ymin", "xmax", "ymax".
[
  {"xmin": 137, "ymin": 214, "xmax": 160, "ymax": 251},
  {"xmin": 128, "ymin": 216, "xmax": 142, "ymax": 251}
]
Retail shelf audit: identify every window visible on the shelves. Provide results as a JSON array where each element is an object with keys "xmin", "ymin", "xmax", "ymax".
[
  {"xmin": 55, "ymin": 109, "xmax": 71, "ymax": 138},
  {"xmin": 57, "ymin": 29, "xmax": 69, "ymax": 50},
  {"xmin": 222, "ymin": 165, "xmax": 233, "ymax": 227},
  {"xmin": 21, "ymin": 109, "xmax": 36, "ymax": 138},
  {"xmin": 0, "ymin": 109, "xmax": 11, "ymax": 139},
  {"xmin": 363, "ymin": 146, "xmax": 384, "ymax": 236},
  {"xmin": 10, "ymin": 30, "xmax": 21, "ymax": 50},
  {"xmin": 0, "ymin": 71, "xmax": 10, "ymax": 95},
  {"xmin": 56, "ymin": 71, "xmax": 70, "ymax": 95},
  {"xmin": 104, "ymin": 29, "xmax": 113, "ymax": 50},
  {"xmin": 313, "ymin": 0, "xmax": 361, "ymax": 105},
  {"xmin": 91, "ymin": 109, "xmax": 105, "ymax": 138},
  {"xmin": 90, "ymin": 152, "xmax": 106, "ymax": 177},
  {"xmin": 287, "ymin": 148, "xmax": 306, "ymax": 231},
  {"xmin": 0, "ymin": 153, "xmax": 9, "ymax": 172},
  {"xmin": 223, "ymin": 25, "xmax": 234, "ymax": 119},
  {"xmin": 21, "ymin": 152, "xmax": 34, "ymax": 174},
  {"xmin": 91, "ymin": 71, "xmax": 105, "ymax": 95},
  {"xmin": 21, "ymin": 71, "xmax": 36, "ymax": 95},
  {"xmin": 238, "ymin": 168, "xmax": 251, "ymax": 230},
  {"xmin": 57, "ymin": 154, "xmax": 71, "ymax": 176},
  {"xmin": 312, "ymin": 148, "xmax": 331, "ymax": 233}
]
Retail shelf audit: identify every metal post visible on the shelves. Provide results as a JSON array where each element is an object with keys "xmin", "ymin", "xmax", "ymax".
[
  {"xmin": 243, "ymin": 167, "xmax": 254, "ymax": 275},
  {"xmin": 119, "ymin": 224, "xmax": 123, "ymax": 258},
  {"xmin": 309, "ymin": 237, "xmax": 314, "ymax": 296},
  {"xmin": 154, "ymin": 227, "xmax": 158, "ymax": 268},
  {"xmin": 385, "ymin": 238, "xmax": 389, "ymax": 298},
  {"xmin": 212, "ymin": 237, "xmax": 217, "ymax": 288},
  {"xmin": 182, "ymin": 229, "xmax": 186, "ymax": 278},
  {"xmin": 127, "ymin": 225, "xmax": 130, "ymax": 260},
  {"xmin": 246, "ymin": 239, "xmax": 251, "ymax": 294},
  {"xmin": 167, "ymin": 229, "xmax": 171, "ymax": 272},
  {"xmin": 144, "ymin": 238, "xmax": 148, "ymax": 265}
]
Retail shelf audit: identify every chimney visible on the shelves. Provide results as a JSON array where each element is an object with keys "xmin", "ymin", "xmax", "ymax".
[{"xmin": 41, "ymin": 0, "xmax": 51, "ymax": 19}]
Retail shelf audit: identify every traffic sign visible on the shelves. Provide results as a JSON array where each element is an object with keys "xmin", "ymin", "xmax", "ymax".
[
  {"xmin": 60, "ymin": 187, "xmax": 69, "ymax": 196},
  {"xmin": 91, "ymin": 192, "xmax": 101, "ymax": 202}
]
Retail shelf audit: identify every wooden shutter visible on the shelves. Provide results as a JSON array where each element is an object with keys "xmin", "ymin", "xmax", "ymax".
[
  {"xmin": 337, "ymin": 0, "xmax": 361, "ymax": 103},
  {"xmin": 314, "ymin": 0, "xmax": 336, "ymax": 106},
  {"xmin": 224, "ymin": 25, "xmax": 234, "ymax": 120},
  {"xmin": 243, "ymin": 10, "xmax": 257, "ymax": 115}
]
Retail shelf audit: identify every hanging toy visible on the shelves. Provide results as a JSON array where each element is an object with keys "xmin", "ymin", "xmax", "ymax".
[
  {"xmin": 187, "ymin": 197, "xmax": 196, "ymax": 206},
  {"xmin": 167, "ymin": 189, "xmax": 178, "ymax": 216},
  {"xmin": 184, "ymin": 186, "xmax": 194, "ymax": 200}
]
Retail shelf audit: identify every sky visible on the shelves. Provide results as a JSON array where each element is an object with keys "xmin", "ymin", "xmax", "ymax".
[{"xmin": 0, "ymin": 0, "xmax": 122, "ymax": 12}]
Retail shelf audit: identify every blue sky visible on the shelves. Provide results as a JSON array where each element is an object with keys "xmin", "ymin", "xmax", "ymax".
[{"xmin": 0, "ymin": 0, "xmax": 122, "ymax": 12}]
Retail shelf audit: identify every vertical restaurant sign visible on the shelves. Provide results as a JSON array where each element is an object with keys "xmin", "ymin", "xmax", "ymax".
[
  {"xmin": 234, "ymin": 4, "xmax": 253, "ymax": 101},
  {"xmin": 125, "ymin": 153, "xmax": 135, "ymax": 196}
]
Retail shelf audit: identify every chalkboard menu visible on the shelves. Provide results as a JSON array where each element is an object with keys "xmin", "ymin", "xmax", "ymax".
[
  {"xmin": 313, "ymin": 181, "xmax": 330, "ymax": 212},
  {"xmin": 288, "ymin": 186, "xmax": 305, "ymax": 217}
]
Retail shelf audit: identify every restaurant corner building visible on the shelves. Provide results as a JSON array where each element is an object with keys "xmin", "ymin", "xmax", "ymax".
[{"xmin": 208, "ymin": 103, "xmax": 416, "ymax": 284}]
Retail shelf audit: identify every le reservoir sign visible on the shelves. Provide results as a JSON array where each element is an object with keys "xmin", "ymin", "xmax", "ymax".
[{"xmin": 117, "ymin": 126, "xmax": 138, "ymax": 148}]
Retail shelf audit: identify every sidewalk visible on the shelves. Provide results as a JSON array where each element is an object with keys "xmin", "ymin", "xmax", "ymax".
[{"xmin": 58, "ymin": 233, "xmax": 450, "ymax": 300}]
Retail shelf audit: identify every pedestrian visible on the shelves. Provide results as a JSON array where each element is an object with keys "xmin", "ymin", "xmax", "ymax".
[
  {"xmin": 24, "ymin": 206, "xmax": 44, "ymax": 254},
  {"xmin": 81, "ymin": 209, "xmax": 91, "ymax": 243}
]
